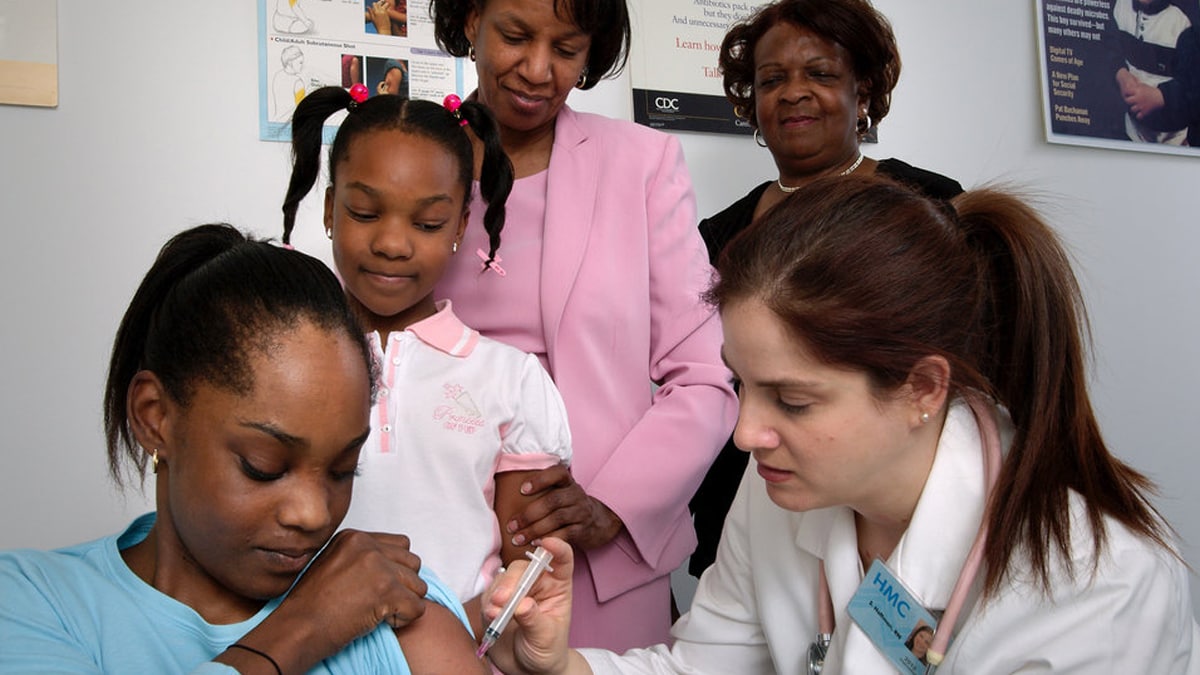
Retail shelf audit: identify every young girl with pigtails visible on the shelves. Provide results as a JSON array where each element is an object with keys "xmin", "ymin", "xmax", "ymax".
[{"xmin": 281, "ymin": 85, "xmax": 572, "ymax": 637}]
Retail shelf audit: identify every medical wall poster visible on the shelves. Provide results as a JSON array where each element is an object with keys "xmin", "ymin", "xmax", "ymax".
[
  {"xmin": 0, "ymin": 0, "xmax": 58, "ymax": 107},
  {"xmin": 630, "ymin": 1, "xmax": 772, "ymax": 134},
  {"xmin": 259, "ymin": 0, "xmax": 465, "ymax": 143},
  {"xmin": 1036, "ymin": 0, "xmax": 1200, "ymax": 157}
]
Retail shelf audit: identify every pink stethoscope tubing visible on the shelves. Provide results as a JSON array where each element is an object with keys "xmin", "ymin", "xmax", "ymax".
[{"xmin": 814, "ymin": 394, "xmax": 1003, "ymax": 671}]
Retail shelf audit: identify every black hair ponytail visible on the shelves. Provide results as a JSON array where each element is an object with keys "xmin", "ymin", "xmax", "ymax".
[
  {"xmin": 103, "ymin": 223, "xmax": 373, "ymax": 488},
  {"xmin": 104, "ymin": 224, "xmax": 244, "ymax": 484},
  {"xmin": 282, "ymin": 87, "xmax": 353, "ymax": 244}
]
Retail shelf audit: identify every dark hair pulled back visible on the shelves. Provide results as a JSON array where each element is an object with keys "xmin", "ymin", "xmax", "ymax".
[
  {"xmin": 103, "ymin": 223, "xmax": 375, "ymax": 488},
  {"xmin": 707, "ymin": 175, "xmax": 1170, "ymax": 597}
]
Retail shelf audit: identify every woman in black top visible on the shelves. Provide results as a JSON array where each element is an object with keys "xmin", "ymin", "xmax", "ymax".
[{"xmin": 691, "ymin": 0, "xmax": 962, "ymax": 577}]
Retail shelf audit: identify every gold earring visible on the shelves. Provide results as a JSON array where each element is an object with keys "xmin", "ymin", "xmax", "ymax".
[
  {"xmin": 468, "ymin": 45, "xmax": 476, "ymax": 62},
  {"xmin": 151, "ymin": 448, "xmax": 159, "ymax": 473},
  {"xmin": 325, "ymin": 227, "xmax": 333, "ymax": 240},
  {"xmin": 858, "ymin": 112, "xmax": 873, "ymax": 136}
]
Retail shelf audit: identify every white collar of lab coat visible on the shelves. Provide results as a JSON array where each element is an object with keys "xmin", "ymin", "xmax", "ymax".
[{"xmin": 792, "ymin": 399, "xmax": 1007, "ymax": 672}]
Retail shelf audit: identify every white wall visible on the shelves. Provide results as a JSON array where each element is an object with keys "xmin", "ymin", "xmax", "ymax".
[{"xmin": 1, "ymin": 2, "xmax": 1197, "ymax": 613}]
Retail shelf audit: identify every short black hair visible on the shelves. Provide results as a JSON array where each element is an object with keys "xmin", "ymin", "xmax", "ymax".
[
  {"xmin": 720, "ymin": 0, "xmax": 900, "ymax": 130},
  {"xmin": 429, "ymin": 0, "xmax": 631, "ymax": 89}
]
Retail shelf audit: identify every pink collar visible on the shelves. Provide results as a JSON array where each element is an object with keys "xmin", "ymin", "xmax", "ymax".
[{"xmin": 402, "ymin": 299, "xmax": 479, "ymax": 357}]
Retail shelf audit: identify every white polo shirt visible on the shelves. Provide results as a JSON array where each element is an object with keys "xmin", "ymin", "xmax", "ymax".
[{"xmin": 341, "ymin": 300, "xmax": 572, "ymax": 602}]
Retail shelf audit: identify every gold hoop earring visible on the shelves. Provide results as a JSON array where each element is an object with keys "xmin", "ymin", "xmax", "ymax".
[
  {"xmin": 858, "ymin": 113, "xmax": 873, "ymax": 136},
  {"xmin": 576, "ymin": 67, "xmax": 589, "ymax": 89},
  {"xmin": 468, "ymin": 45, "xmax": 476, "ymax": 62},
  {"xmin": 151, "ymin": 448, "xmax": 159, "ymax": 473},
  {"xmin": 754, "ymin": 129, "xmax": 768, "ymax": 148}
]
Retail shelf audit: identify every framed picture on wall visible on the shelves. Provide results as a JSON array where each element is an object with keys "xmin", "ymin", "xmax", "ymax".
[
  {"xmin": 628, "ymin": 0, "xmax": 773, "ymax": 135},
  {"xmin": 257, "ymin": 0, "xmax": 465, "ymax": 142},
  {"xmin": 0, "ymin": 1, "xmax": 58, "ymax": 108},
  {"xmin": 1036, "ymin": 0, "xmax": 1200, "ymax": 156},
  {"xmin": 626, "ymin": 0, "xmax": 879, "ymax": 141}
]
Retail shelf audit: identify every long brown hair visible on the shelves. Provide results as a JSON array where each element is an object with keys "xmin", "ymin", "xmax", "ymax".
[{"xmin": 706, "ymin": 175, "xmax": 1171, "ymax": 595}]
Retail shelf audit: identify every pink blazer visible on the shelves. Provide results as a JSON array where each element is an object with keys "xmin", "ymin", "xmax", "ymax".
[{"xmin": 439, "ymin": 105, "xmax": 737, "ymax": 616}]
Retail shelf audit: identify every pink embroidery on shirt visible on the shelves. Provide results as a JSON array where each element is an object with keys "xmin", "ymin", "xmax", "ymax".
[{"xmin": 438, "ymin": 382, "xmax": 485, "ymax": 434}]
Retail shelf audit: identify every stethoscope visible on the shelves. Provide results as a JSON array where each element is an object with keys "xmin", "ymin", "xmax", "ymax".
[{"xmin": 807, "ymin": 394, "xmax": 1003, "ymax": 675}]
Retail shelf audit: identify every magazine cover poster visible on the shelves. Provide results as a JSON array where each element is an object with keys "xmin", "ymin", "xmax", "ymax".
[{"xmin": 1037, "ymin": 0, "xmax": 1200, "ymax": 156}]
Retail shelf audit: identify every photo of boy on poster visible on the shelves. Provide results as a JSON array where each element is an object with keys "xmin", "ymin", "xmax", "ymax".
[{"xmin": 1038, "ymin": 0, "xmax": 1200, "ymax": 155}]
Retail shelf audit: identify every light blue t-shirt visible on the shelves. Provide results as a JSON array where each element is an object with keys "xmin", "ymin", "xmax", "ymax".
[{"xmin": 0, "ymin": 513, "xmax": 471, "ymax": 674}]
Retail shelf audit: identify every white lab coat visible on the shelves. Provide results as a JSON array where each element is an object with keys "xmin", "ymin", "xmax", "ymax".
[{"xmin": 582, "ymin": 400, "xmax": 1200, "ymax": 674}]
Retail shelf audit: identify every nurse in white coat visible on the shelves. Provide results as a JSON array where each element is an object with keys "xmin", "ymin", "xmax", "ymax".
[{"xmin": 481, "ymin": 175, "xmax": 1200, "ymax": 674}]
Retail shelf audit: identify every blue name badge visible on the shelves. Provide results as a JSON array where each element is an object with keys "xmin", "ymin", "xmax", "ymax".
[{"xmin": 847, "ymin": 559, "xmax": 939, "ymax": 675}]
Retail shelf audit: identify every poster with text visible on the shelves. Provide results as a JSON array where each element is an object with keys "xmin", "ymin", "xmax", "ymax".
[
  {"xmin": 258, "ymin": 0, "xmax": 465, "ymax": 143},
  {"xmin": 630, "ymin": 0, "xmax": 771, "ymax": 134},
  {"xmin": 1037, "ymin": 0, "xmax": 1200, "ymax": 156}
]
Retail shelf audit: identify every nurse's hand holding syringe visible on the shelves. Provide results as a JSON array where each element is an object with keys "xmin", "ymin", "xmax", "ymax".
[{"xmin": 477, "ymin": 538, "xmax": 588, "ymax": 674}]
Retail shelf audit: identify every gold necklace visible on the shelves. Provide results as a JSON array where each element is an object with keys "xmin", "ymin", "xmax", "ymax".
[{"xmin": 777, "ymin": 152, "xmax": 864, "ymax": 193}]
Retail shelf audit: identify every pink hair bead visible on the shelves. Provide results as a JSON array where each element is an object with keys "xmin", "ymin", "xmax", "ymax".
[{"xmin": 443, "ymin": 93, "xmax": 469, "ymax": 126}]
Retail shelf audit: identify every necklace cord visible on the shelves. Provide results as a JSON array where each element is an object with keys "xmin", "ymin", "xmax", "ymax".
[
  {"xmin": 813, "ymin": 393, "xmax": 1002, "ymax": 669},
  {"xmin": 818, "ymin": 559, "xmax": 835, "ymax": 634},
  {"xmin": 924, "ymin": 393, "xmax": 1001, "ymax": 666}
]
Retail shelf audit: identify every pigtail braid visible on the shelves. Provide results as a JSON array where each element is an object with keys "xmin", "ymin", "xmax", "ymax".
[
  {"xmin": 282, "ymin": 87, "xmax": 353, "ymax": 244},
  {"xmin": 461, "ymin": 100, "xmax": 514, "ymax": 266}
]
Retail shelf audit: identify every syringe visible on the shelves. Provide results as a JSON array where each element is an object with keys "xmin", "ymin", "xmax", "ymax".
[{"xmin": 476, "ymin": 545, "xmax": 554, "ymax": 660}]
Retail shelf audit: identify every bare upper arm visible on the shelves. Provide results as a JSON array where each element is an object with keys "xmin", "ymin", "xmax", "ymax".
[
  {"xmin": 494, "ymin": 469, "xmax": 542, "ymax": 564},
  {"xmin": 395, "ymin": 602, "xmax": 490, "ymax": 674}
]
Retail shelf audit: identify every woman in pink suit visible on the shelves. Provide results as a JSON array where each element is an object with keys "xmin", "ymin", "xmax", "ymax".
[{"xmin": 430, "ymin": 0, "xmax": 737, "ymax": 652}]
